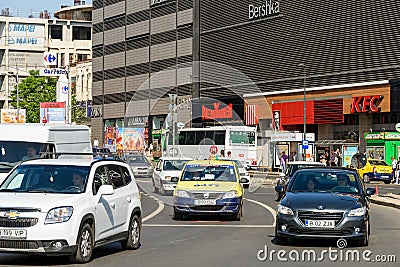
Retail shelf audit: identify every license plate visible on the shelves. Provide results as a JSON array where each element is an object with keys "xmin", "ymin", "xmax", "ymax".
[
  {"xmin": 381, "ymin": 176, "xmax": 389, "ymax": 178},
  {"xmin": 0, "ymin": 229, "xmax": 27, "ymax": 239},
  {"xmin": 195, "ymin": 199, "xmax": 216, "ymax": 205},
  {"xmin": 305, "ymin": 220, "xmax": 335, "ymax": 228}
]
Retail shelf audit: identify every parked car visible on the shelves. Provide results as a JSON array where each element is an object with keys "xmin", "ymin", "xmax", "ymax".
[
  {"xmin": 0, "ymin": 158, "xmax": 142, "ymax": 263},
  {"xmin": 93, "ymin": 147, "xmax": 114, "ymax": 158},
  {"xmin": 152, "ymin": 157, "xmax": 192, "ymax": 195},
  {"xmin": 172, "ymin": 159, "xmax": 249, "ymax": 220},
  {"xmin": 351, "ymin": 153, "xmax": 393, "ymax": 184},
  {"xmin": 125, "ymin": 154, "xmax": 153, "ymax": 178},
  {"xmin": 275, "ymin": 167, "xmax": 375, "ymax": 246},
  {"xmin": 276, "ymin": 161, "xmax": 324, "ymax": 201}
]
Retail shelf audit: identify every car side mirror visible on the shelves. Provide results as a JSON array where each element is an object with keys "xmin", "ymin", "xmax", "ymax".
[
  {"xmin": 171, "ymin": 177, "xmax": 179, "ymax": 183},
  {"xmin": 98, "ymin": 184, "xmax": 114, "ymax": 196},
  {"xmin": 240, "ymin": 178, "xmax": 249, "ymax": 184},
  {"xmin": 156, "ymin": 167, "xmax": 161, "ymax": 172},
  {"xmin": 365, "ymin": 187, "xmax": 376, "ymax": 196},
  {"xmin": 275, "ymin": 185, "xmax": 285, "ymax": 193}
]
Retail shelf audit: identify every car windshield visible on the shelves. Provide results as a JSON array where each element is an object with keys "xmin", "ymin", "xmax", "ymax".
[
  {"xmin": 181, "ymin": 164, "xmax": 237, "ymax": 182},
  {"xmin": 0, "ymin": 164, "xmax": 90, "ymax": 194},
  {"xmin": 232, "ymin": 160, "xmax": 244, "ymax": 168},
  {"xmin": 288, "ymin": 171, "xmax": 359, "ymax": 194},
  {"xmin": 0, "ymin": 141, "xmax": 53, "ymax": 166},
  {"xmin": 163, "ymin": 160, "xmax": 189, "ymax": 171},
  {"xmin": 127, "ymin": 156, "xmax": 149, "ymax": 164},
  {"xmin": 368, "ymin": 160, "xmax": 388, "ymax": 166}
]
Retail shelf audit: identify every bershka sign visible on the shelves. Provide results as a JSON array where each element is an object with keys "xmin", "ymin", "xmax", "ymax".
[
  {"xmin": 202, "ymin": 103, "xmax": 233, "ymax": 120},
  {"xmin": 249, "ymin": 0, "xmax": 280, "ymax": 20},
  {"xmin": 350, "ymin": 95, "xmax": 383, "ymax": 113}
]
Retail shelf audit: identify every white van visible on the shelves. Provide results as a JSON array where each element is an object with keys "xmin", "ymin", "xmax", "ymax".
[{"xmin": 0, "ymin": 124, "xmax": 92, "ymax": 182}]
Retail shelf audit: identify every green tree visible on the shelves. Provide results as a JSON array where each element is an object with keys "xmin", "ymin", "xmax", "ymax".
[
  {"xmin": 9, "ymin": 70, "xmax": 57, "ymax": 123},
  {"xmin": 71, "ymin": 94, "xmax": 88, "ymax": 124}
]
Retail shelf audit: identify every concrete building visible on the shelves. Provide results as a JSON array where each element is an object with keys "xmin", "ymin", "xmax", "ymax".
[
  {"xmin": 0, "ymin": 1, "xmax": 92, "ymax": 119},
  {"xmin": 92, "ymin": 0, "xmax": 400, "ymax": 167}
]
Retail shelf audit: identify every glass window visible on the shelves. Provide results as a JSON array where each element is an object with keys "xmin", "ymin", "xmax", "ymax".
[
  {"xmin": 230, "ymin": 131, "xmax": 255, "ymax": 145},
  {"xmin": 214, "ymin": 131, "xmax": 225, "ymax": 145},
  {"xmin": 107, "ymin": 165, "xmax": 124, "ymax": 188},
  {"xmin": 194, "ymin": 132, "xmax": 205, "ymax": 145},
  {"xmin": 120, "ymin": 166, "xmax": 132, "ymax": 184},
  {"xmin": 182, "ymin": 164, "xmax": 237, "ymax": 182},
  {"xmin": 93, "ymin": 165, "xmax": 109, "ymax": 194},
  {"xmin": 163, "ymin": 160, "xmax": 189, "ymax": 171}
]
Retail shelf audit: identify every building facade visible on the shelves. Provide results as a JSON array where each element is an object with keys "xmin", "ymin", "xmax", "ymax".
[
  {"xmin": 0, "ymin": 3, "xmax": 92, "ymax": 119},
  {"xmin": 93, "ymin": 0, "xmax": 400, "ymax": 166}
]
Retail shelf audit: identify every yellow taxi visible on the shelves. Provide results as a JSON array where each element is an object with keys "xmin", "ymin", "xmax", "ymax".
[
  {"xmin": 351, "ymin": 154, "xmax": 393, "ymax": 184},
  {"xmin": 172, "ymin": 160, "xmax": 249, "ymax": 220}
]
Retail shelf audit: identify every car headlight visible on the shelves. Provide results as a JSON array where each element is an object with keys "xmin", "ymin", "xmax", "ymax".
[
  {"xmin": 175, "ymin": 190, "xmax": 190, "ymax": 198},
  {"xmin": 222, "ymin": 190, "xmax": 239, "ymax": 199},
  {"xmin": 163, "ymin": 176, "xmax": 171, "ymax": 180},
  {"xmin": 45, "ymin": 207, "xmax": 73, "ymax": 224},
  {"xmin": 348, "ymin": 207, "xmax": 366, "ymax": 217},
  {"xmin": 131, "ymin": 166, "xmax": 138, "ymax": 171},
  {"xmin": 277, "ymin": 204, "xmax": 294, "ymax": 215}
]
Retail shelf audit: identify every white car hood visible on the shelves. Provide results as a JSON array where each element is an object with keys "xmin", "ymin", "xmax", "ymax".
[
  {"xmin": 0, "ymin": 193, "xmax": 84, "ymax": 212},
  {"xmin": 160, "ymin": 170, "xmax": 182, "ymax": 178}
]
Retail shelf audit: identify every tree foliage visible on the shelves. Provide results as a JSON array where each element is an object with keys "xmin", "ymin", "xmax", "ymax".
[
  {"xmin": 9, "ymin": 70, "xmax": 57, "ymax": 123},
  {"xmin": 9, "ymin": 70, "xmax": 88, "ymax": 124}
]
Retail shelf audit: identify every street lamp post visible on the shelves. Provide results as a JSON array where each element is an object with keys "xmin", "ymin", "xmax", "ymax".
[{"xmin": 299, "ymin": 63, "xmax": 307, "ymax": 161}]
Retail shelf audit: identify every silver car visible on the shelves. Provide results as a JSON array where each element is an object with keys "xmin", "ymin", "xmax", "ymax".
[
  {"xmin": 152, "ymin": 157, "xmax": 192, "ymax": 195},
  {"xmin": 125, "ymin": 155, "xmax": 153, "ymax": 178}
]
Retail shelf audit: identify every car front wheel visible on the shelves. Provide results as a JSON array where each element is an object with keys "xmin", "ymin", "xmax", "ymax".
[{"xmin": 69, "ymin": 223, "xmax": 94, "ymax": 263}]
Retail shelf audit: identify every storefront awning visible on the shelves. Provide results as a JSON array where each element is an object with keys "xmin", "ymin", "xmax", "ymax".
[{"xmin": 315, "ymin": 139, "xmax": 358, "ymax": 146}]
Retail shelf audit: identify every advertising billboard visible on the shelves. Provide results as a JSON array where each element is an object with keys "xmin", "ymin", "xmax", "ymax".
[
  {"xmin": 116, "ymin": 128, "xmax": 145, "ymax": 152},
  {"xmin": 39, "ymin": 102, "xmax": 65, "ymax": 124},
  {"xmin": 0, "ymin": 109, "xmax": 26, "ymax": 123}
]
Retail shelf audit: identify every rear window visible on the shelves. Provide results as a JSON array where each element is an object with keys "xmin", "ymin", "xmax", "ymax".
[{"xmin": 368, "ymin": 160, "xmax": 388, "ymax": 166}]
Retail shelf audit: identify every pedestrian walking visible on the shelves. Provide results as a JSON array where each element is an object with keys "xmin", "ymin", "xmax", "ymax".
[
  {"xmin": 280, "ymin": 151, "xmax": 288, "ymax": 172},
  {"xmin": 330, "ymin": 151, "xmax": 337, "ymax": 166},
  {"xmin": 93, "ymin": 138, "xmax": 99, "ymax": 148}
]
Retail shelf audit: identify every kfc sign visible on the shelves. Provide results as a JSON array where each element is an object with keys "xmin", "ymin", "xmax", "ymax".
[{"xmin": 350, "ymin": 95, "xmax": 383, "ymax": 113}]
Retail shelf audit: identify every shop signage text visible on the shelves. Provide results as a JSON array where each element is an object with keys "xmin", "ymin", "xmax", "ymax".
[
  {"xmin": 350, "ymin": 95, "xmax": 383, "ymax": 113},
  {"xmin": 249, "ymin": 0, "xmax": 280, "ymax": 20},
  {"xmin": 202, "ymin": 103, "xmax": 233, "ymax": 120},
  {"xmin": 151, "ymin": 0, "xmax": 169, "ymax": 6}
]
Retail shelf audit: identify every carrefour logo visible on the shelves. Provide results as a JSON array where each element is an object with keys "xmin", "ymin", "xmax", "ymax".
[{"xmin": 249, "ymin": 0, "xmax": 280, "ymax": 20}]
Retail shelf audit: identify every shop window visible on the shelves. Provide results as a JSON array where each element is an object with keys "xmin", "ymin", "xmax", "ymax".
[
  {"xmin": 343, "ymin": 114, "xmax": 359, "ymax": 125},
  {"xmin": 72, "ymin": 26, "xmax": 91, "ymax": 40}
]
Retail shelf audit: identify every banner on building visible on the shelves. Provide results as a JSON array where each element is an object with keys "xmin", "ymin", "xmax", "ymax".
[
  {"xmin": 116, "ymin": 128, "xmax": 145, "ymax": 152},
  {"xmin": 0, "ymin": 109, "xmax": 26, "ymax": 123}
]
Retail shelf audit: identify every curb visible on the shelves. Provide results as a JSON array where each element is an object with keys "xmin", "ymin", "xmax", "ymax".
[{"xmin": 370, "ymin": 196, "xmax": 400, "ymax": 209}]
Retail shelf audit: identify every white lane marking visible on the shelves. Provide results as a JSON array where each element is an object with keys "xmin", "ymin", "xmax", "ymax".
[
  {"xmin": 244, "ymin": 198, "xmax": 276, "ymax": 227},
  {"xmin": 143, "ymin": 224, "xmax": 274, "ymax": 228},
  {"xmin": 250, "ymin": 193, "xmax": 276, "ymax": 195},
  {"xmin": 142, "ymin": 193, "xmax": 165, "ymax": 222}
]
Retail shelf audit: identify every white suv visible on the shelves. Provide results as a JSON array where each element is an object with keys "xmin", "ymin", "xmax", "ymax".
[{"xmin": 0, "ymin": 158, "xmax": 142, "ymax": 263}]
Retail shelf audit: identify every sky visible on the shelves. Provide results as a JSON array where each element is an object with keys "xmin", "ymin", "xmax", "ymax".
[{"xmin": 0, "ymin": 0, "xmax": 92, "ymax": 18}]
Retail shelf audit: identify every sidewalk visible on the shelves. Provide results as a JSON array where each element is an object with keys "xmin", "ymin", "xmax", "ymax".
[{"xmin": 370, "ymin": 193, "xmax": 400, "ymax": 209}]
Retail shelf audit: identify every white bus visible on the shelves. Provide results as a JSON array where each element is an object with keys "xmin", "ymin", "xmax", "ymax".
[{"xmin": 165, "ymin": 125, "xmax": 257, "ymax": 166}]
